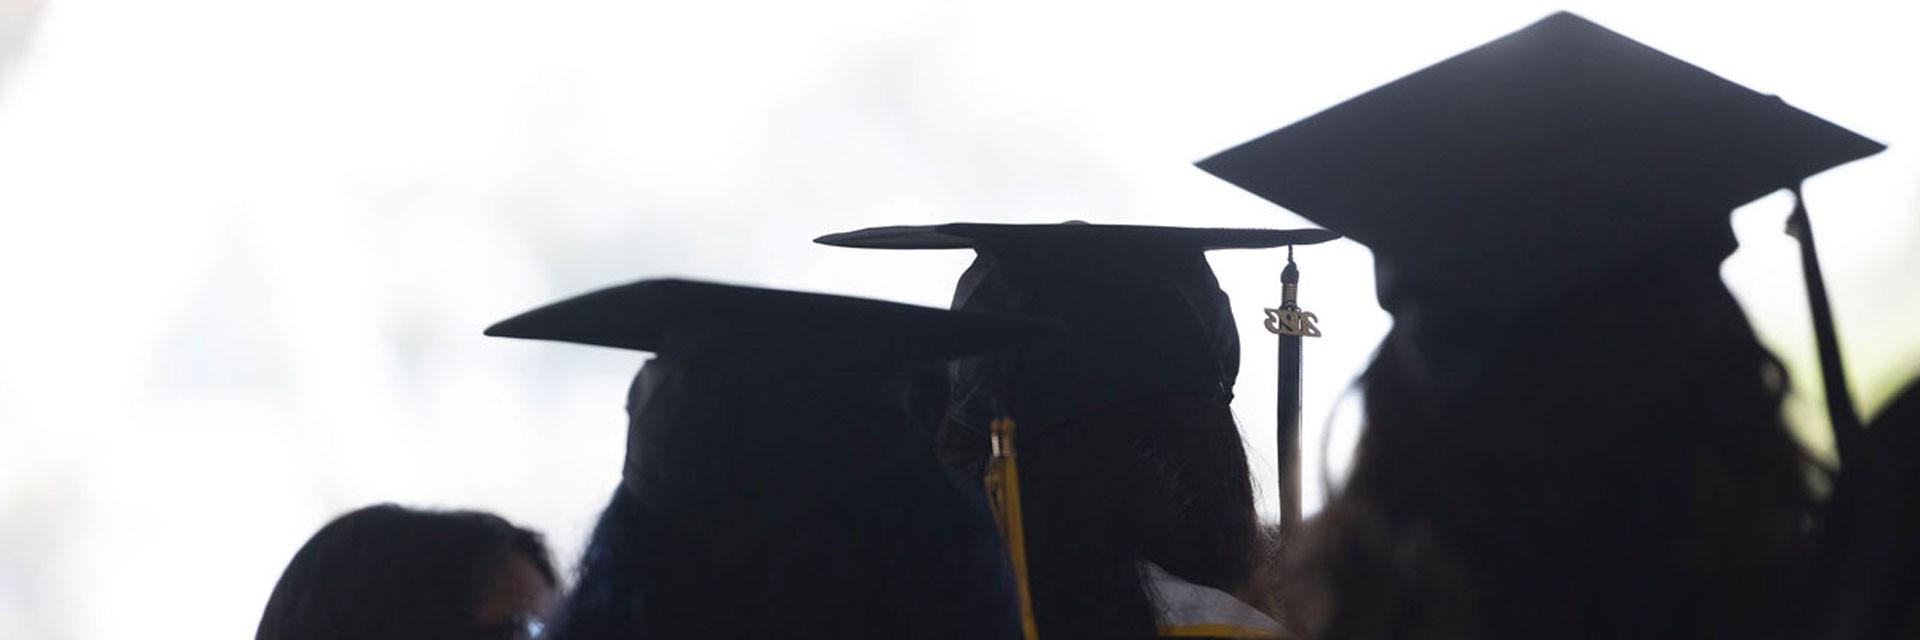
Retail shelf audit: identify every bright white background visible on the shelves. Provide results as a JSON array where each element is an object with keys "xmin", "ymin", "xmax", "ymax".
[{"xmin": 0, "ymin": 1, "xmax": 1914, "ymax": 637}]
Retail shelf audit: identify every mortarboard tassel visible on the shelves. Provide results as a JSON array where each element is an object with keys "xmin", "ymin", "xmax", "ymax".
[
  {"xmin": 1784, "ymin": 184, "xmax": 1862, "ymax": 466},
  {"xmin": 985, "ymin": 417, "xmax": 1041, "ymax": 640},
  {"xmin": 1264, "ymin": 246, "xmax": 1320, "ymax": 539}
]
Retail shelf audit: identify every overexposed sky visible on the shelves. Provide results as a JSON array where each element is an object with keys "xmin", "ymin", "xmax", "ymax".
[{"xmin": 0, "ymin": 2, "xmax": 1915, "ymax": 638}]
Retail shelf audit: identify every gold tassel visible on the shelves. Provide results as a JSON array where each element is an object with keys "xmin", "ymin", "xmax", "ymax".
[{"xmin": 985, "ymin": 417, "xmax": 1040, "ymax": 640}]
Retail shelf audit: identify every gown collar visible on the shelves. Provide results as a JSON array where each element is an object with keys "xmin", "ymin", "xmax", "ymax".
[{"xmin": 1141, "ymin": 561, "xmax": 1288, "ymax": 639}]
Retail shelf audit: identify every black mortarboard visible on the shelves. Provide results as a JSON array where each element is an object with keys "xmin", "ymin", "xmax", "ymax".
[
  {"xmin": 1198, "ymin": 12, "xmax": 1884, "ymax": 453},
  {"xmin": 1200, "ymin": 11, "xmax": 1882, "ymax": 315},
  {"xmin": 484, "ymin": 278, "xmax": 1055, "ymax": 523},
  {"xmin": 814, "ymin": 223, "xmax": 1338, "ymax": 431}
]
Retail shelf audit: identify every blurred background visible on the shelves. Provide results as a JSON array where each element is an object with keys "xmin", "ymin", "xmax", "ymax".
[{"xmin": 0, "ymin": 1, "xmax": 1914, "ymax": 637}]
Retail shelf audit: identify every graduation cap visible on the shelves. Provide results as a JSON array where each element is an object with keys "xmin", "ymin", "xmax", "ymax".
[
  {"xmin": 1197, "ymin": 12, "xmax": 1885, "ymax": 461},
  {"xmin": 484, "ymin": 278, "xmax": 1056, "ymax": 525},
  {"xmin": 814, "ymin": 222, "xmax": 1338, "ymax": 434}
]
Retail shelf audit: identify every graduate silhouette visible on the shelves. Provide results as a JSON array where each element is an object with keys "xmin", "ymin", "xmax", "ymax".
[
  {"xmin": 817, "ymin": 223, "xmax": 1336, "ymax": 639},
  {"xmin": 1199, "ymin": 12, "xmax": 1883, "ymax": 640},
  {"xmin": 488, "ymin": 279, "xmax": 1053, "ymax": 639}
]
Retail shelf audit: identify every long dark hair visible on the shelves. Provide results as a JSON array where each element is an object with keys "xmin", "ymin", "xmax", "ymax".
[
  {"xmin": 546, "ymin": 469, "xmax": 1022, "ymax": 639},
  {"xmin": 1283, "ymin": 291, "xmax": 1816, "ymax": 640},
  {"xmin": 255, "ymin": 504, "xmax": 557, "ymax": 640},
  {"xmin": 941, "ymin": 392, "xmax": 1265, "ymax": 639}
]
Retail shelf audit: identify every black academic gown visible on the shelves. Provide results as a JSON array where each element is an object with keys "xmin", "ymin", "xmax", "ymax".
[{"xmin": 1806, "ymin": 379, "xmax": 1920, "ymax": 640}]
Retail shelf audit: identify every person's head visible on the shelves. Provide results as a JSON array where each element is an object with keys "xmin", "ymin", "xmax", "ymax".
[
  {"xmin": 549, "ymin": 470, "xmax": 1021, "ymax": 640},
  {"xmin": 542, "ymin": 355, "xmax": 1024, "ymax": 640},
  {"xmin": 1280, "ymin": 280, "xmax": 1815, "ymax": 640},
  {"xmin": 256, "ymin": 504, "xmax": 559, "ymax": 640}
]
